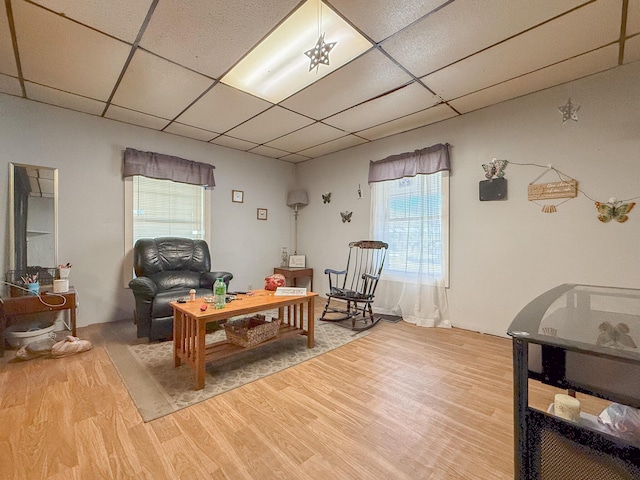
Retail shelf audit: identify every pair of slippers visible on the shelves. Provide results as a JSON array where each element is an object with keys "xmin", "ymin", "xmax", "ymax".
[{"xmin": 15, "ymin": 335, "xmax": 92, "ymax": 361}]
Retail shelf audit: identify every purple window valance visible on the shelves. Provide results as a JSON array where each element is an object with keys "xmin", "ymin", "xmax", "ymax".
[
  {"xmin": 123, "ymin": 148, "xmax": 215, "ymax": 187},
  {"xmin": 368, "ymin": 143, "xmax": 451, "ymax": 184}
]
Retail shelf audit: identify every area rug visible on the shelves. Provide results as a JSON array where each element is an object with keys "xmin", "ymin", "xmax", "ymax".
[{"xmin": 106, "ymin": 320, "xmax": 369, "ymax": 422}]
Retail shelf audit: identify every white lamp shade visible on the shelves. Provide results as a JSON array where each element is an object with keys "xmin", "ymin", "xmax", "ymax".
[{"xmin": 287, "ymin": 189, "xmax": 309, "ymax": 208}]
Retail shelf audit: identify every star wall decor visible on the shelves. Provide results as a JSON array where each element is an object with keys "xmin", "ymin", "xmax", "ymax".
[
  {"xmin": 558, "ymin": 98, "xmax": 580, "ymax": 124},
  {"xmin": 304, "ymin": 33, "xmax": 336, "ymax": 72}
]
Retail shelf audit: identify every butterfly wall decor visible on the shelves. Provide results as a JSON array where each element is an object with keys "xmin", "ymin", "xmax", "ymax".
[
  {"xmin": 482, "ymin": 158, "xmax": 508, "ymax": 180},
  {"xmin": 595, "ymin": 199, "xmax": 635, "ymax": 223},
  {"xmin": 340, "ymin": 211, "xmax": 352, "ymax": 223},
  {"xmin": 322, "ymin": 192, "xmax": 331, "ymax": 204}
]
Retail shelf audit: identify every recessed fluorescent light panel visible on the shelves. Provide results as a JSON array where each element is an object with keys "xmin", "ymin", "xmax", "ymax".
[{"xmin": 221, "ymin": 0, "xmax": 372, "ymax": 103}]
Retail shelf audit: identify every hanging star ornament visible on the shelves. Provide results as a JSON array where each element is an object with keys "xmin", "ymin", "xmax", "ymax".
[
  {"xmin": 304, "ymin": 33, "xmax": 337, "ymax": 72},
  {"xmin": 558, "ymin": 98, "xmax": 580, "ymax": 124}
]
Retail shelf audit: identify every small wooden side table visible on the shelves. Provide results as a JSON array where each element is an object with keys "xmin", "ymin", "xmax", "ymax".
[
  {"xmin": 274, "ymin": 267, "xmax": 313, "ymax": 292},
  {"xmin": 1, "ymin": 287, "xmax": 77, "ymax": 357}
]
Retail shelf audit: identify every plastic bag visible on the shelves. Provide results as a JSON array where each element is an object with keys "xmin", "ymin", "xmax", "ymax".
[
  {"xmin": 598, "ymin": 403, "xmax": 640, "ymax": 438},
  {"xmin": 264, "ymin": 274, "xmax": 286, "ymax": 291}
]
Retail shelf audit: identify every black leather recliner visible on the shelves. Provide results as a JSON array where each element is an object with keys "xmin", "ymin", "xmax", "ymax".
[{"xmin": 129, "ymin": 237, "xmax": 233, "ymax": 341}]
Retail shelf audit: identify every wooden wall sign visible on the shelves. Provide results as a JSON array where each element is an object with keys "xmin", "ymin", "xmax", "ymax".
[{"xmin": 528, "ymin": 179, "xmax": 578, "ymax": 201}]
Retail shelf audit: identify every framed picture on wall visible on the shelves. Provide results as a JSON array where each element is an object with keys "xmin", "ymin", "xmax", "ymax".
[
  {"xmin": 257, "ymin": 208, "xmax": 268, "ymax": 220},
  {"xmin": 232, "ymin": 190, "xmax": 244, "ymax": 203}
]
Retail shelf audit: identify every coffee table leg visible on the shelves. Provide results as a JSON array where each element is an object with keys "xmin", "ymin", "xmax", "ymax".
[
  {"xmin": 195, "ymin": 320, "xmax": 207, "ymax": 390},
  {"xmin": 307, "ymin": 296, "xmax": 314, "ymax": 348},
  {"xmin": 173, "ymin": 311, "xmax": 182, "ymax": 367}
]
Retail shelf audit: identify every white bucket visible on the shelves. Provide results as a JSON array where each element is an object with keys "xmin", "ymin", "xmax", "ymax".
[
  {"xmin": 53, "ymin": 279, "xmax": 69, "ymax": 293},
  {"xmin": 5, "ymin": 321, "xmax": 56, "ymax": 348}
]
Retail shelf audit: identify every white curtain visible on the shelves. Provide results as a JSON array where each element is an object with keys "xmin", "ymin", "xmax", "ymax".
[{"xmin": 369, "ymin": 163, "xmax": 450, "ymax": 328}]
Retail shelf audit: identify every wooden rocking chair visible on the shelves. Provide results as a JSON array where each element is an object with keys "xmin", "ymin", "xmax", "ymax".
[{"xmin": 319, "ymin": 240, "xmax": 388, "ymax": 331}]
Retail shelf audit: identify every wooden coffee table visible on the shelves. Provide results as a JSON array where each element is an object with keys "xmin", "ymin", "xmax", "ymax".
[{"xmin": 171, "ymin": 290, "xmax": 317, "ymax": 390}]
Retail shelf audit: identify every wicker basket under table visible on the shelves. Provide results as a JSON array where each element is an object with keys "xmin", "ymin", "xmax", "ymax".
[{"xmin": 223, "ymin": 315, "xmax": 282, "ymax": 348}]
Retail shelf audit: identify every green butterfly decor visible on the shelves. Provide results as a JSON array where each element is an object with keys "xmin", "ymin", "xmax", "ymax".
[{"xmin": 595, "ymin": 200, "xmax": 635, "ymax": 223}]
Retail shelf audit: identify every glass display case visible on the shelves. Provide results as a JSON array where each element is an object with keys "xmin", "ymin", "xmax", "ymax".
[{"xmin": 508, "ymin": 284, "xmax": 640, "ymax": 479}]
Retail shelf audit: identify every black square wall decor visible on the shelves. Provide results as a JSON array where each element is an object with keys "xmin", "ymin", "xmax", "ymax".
[{"xmin": 479, "ymin": 177, "xmax": 507, "ymax": 201}]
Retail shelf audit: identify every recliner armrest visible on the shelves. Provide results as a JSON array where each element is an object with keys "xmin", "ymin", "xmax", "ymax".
[
  {"xmin": 200, "ymin": 271, "xmax": 233, "ymax": 289},
  {"xmin": 129, "ymin": 276, "xmax": 158, "ymax": 299}
]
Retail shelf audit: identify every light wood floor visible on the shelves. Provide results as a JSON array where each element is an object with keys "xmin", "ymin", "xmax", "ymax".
[{"xmin": 0, "ymin": 307, "xmax": 610, "ymax": 479}]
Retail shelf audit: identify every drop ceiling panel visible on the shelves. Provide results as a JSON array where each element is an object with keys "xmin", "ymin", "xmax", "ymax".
[
  {"xmin": 450, "ymin": 45, "xmax": 619, "ymax": 114},
  {"xmin": 225, "ymin": 106, "xmax": 315, "ymax": 144},
  {"xmin": 329, "ymin": 0, "xmax": 448, "ymax": 42},
  {"xmin": 281, "ymin": 49, "xmax": 412, "ymax": 119},
  {"xmin": 422, "ymin": 0, "xmax": 622, "ymax": 101},
  {"xmin": 164, "ymin": 122, "xmax": 217, "ymax": 142},
  {"xmin": 0, "ymin": 2, "xmax": 18, "ymax": 76},
  {"xmin": 211, "ymin": 135, "xmax": 258, "ymax": 151},
  {"xmin": 175, "ymin": 82, "xmax": 272, "ymax": 134},
  {"xmin": 111, "ymin": 50, "xmax": 212, "ymax": 120},
  {"xmin": 29, "ymin": 176, "xmax": 54, "ymax": 196},
  {"xmin": 25, "ymin": 82, "xmax": 106, "ymax": 115},
  {"xmin": 628, "ymin": 0, "xmax": 640, "ymax": 35},
  {"xmin": 279, "ymin": 153, "xmax": 311, "ymax": 163},
  {"xmin": 297, "ymin": 134, "xmax": 368, "ymax": 158},
  {"xmin": 248, "ymin": 145, "xmax": 290, "ymax": 158},
  {"xmin": 140, "ymin": 0, "xmax": 301, "ymax": 78},
  {"xmin": 265, "ymin": 122, "xmax": 346, "ymax": 152},
  {"xmin": 381, "ymin": 0, "xmax": 590, "ymax": 78},
  {"xmin": 624, "ymin": 34, "xmax": 640, "ymax": 63},
  {"xmin": 30, "ymin": 0, "xmax": 152, "ymax": 43},
  {"xmin": 13, "ymin": 0, "xmax": 131, "ymax": 101},
  {"xmin": 34, "ymin": 167, "xmax": 54, "ymax": 180},
  {"xmin": 104, "ymin": 105, "xmax": 169, "ymax": 130},
  {"xmin": 358, "ymin": 104, "xmax": 457, "ymax": 141},
  {"xmin": 0, "ymin": 74, "xmax": 22, "ymax": 96},
  {"xmin": 324, "ymin": 82, "xmax": 440, "ymax": 132},
  {"xmin": 4, "ymin": 0, "xmax": 636, "ymax": 162}
]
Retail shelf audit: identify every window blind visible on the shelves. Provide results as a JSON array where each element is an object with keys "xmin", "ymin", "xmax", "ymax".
[
  {"xmin": 132, "ymin": 176, "xmax": 205, "ymax": 244},
  {"xmin": 374, "ymin": 173, "xmax": 446, "ymax": 279}
]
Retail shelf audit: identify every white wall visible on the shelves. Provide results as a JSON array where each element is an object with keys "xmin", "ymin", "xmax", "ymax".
[
  {"xmin": 1, "ymin": 96, "xmax": 295, "ymax": 327},
  {"xmin": 2, "ymin": 61, "xmax": 639, "ymax": 336},
  {"xmin": 297, "ymin": 60, "xmax": 640, "ymax": 337}
]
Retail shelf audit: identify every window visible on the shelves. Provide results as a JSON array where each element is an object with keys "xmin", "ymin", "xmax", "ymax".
[
  {"xmin": 370, "ymin": 172, "xmax": 449, "ymax": 286},
  {"xmin": 123, "ymin": 176, "xmax": 211, "ymax": 286},
  {"xmin": 132, "ymin": 176, "xmax": 205, "ymax": 244}
]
